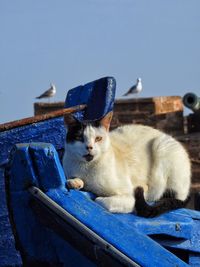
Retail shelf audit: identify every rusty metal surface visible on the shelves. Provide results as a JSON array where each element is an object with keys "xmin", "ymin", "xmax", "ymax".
[{"xmin": 0, "ymin": 105, "xmax": 86, "ymax": 133}]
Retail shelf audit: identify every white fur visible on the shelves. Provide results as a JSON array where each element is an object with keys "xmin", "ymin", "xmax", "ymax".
[{"xmin": 63, "ymin": 124, "xmax": 191, "ymax": 213}]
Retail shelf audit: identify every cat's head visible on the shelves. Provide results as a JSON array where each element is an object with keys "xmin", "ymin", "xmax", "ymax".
[{"xmin": 64, "ymin": 112, "xmax": 113, "ymax": 162}]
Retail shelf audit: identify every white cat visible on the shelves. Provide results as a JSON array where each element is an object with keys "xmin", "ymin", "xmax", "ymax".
[{"xmin": 62, "ymin": 112, "xmax": 191, "ymax": 217}]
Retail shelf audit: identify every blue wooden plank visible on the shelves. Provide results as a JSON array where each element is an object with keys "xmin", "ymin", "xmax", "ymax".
[
  {"xmin": 0, "ymin": 215, "xmax": 22, "ymax": 267},
  {"xmin": 47, "ymin": 189, "xmax": 189, "ymax": 267},
  {"xmin": 28, "ymin": 143, "xmax": 66, "ymax": 191},
  {"xmin": 0, "ymin": 116, "xmax": 65, "ymax": 165},
  {"xmin": 65, "ymin": 77, "xmax": 116, "ymax": 121},
  {"xmin": 0, "ymin": 116, "xmax": 65, "ymax": 267},
  {"xmin": 0, "ymin": 169, "xmax": 7, "ymax": 217},
  {"xmin": 189, "ymin": 253, "xmax": 200, "ymax": 267},
  {"xmin": 79, "ymin": 191, "xmax": 193, "ymax": 239},
  {"xmin": 9, "ymin": 190, "xmax": 95, "ymax": 267},
  {"xmin": 9, "ymin": 144, "xmax": 39, "ymax": 192},
  {"xmin": 0, "ymin": 168, "xmax": 22, "ymax": 267},
  {"xmin": 154, "ymin": 220, "xmax": 200, "ymax": 254},
  {"xmin": 169, "ymin": 208, "xmax": 200, "ymax": 220},
  {"xmin": 114, "ymin": 212, "xmax": 193, "ymax": 239},
  {"xmin": 8, "ymin": 146, "xmax": 95, "ymax": 267}
]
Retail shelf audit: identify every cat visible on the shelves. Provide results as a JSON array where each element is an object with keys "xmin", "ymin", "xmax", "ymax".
[{"xmin": 62, "ymin": 111, "xmax": 191, "ymax": 217}]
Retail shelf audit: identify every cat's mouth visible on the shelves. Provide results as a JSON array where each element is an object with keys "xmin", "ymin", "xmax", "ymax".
[{"xmin": 83, "ymin": 154, "xmax": 94, "ymax": 162}]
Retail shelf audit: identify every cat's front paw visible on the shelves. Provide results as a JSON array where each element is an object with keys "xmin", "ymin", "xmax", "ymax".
[{"xmin": 66, "ymin": 178, "xmax": 84, "ymax": 190}]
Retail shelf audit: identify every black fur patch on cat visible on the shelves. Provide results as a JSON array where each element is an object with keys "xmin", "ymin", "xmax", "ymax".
[
  {"xmin": 66, "ymin": 121, "xmax": 86, "ymax": 143},
  {"xmin": 66, "ymin": 120, "xmax": 101, "ymax": 143},
  {"xmin": 134, "ymin": 187, "xmax": 190, "ymax": 218}
]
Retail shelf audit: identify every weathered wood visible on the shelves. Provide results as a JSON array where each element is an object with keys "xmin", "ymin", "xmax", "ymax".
[
  {"xmin": 0, "ymin": 116, "xmax": 68, "ymax": 266},
  {"xmin": 0, "ymin": 117, "xmax": 65, "ymax": 166},
  {"xmin": 34, "ymin": 101, "xmax": 65, "ymax": 116},
  {"xmin": 0, "ymin": 105, "xmax": 86, "ymax": 133}
]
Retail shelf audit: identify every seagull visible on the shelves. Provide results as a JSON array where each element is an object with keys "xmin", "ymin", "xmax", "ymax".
[
  {"xmin": 36, "ymin": 83, "xmax": 56, "ymax": 101},
  {"xmin": 123, "ymin": 78, "xmax": 142, "ymax": 97}
]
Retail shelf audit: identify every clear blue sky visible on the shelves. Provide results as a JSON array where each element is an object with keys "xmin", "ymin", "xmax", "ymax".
[{"xmin": 0, "ymin": 0, "xmax": 199, "ymax": 124}]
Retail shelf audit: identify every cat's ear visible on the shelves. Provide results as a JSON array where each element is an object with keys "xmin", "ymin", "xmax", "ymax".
[
  {"xmin": 63, "ymin": 114, "xmax": 79, "ymax": 128},
  {"xmin": 99, "ymin": 111, "xmax": 113, "ymax": 131}
]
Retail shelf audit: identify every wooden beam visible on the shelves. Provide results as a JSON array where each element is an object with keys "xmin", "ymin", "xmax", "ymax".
[{"xmin": 0, "ymin": 105, "xmax": 86, "ymax": 132}]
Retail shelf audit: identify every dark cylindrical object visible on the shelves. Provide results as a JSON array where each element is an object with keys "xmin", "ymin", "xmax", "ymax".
[{"xmin": 183, "ymin": 93, "xmax": 200, "ymax": 113}]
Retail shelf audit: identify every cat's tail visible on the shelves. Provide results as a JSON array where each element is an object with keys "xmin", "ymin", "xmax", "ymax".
[{"xmin": 134, "ymin": 187, "xmax": 190, "ymax": 218}]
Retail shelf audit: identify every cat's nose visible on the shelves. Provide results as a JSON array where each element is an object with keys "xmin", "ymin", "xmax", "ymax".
[{"xmin": 86, "ymin": 145, "xmax": 93, "ymax": 151}]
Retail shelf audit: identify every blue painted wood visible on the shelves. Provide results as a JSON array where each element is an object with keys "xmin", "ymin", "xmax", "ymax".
[
  {"xmin": 8, "ymin": 143, "xmax": 198, "ymax": 266},
  {"xmin": 0, "ymin": 117, "xmax": 66, "ymax": 267},
  {"xmin": 80, "ymin": 192, "xmax": 194, "ymax": 239},
  {"xmin": 154, "ymin": 220, "xmax": 200, "ymax": 254},
  {"xmin": 172, "ymin": 208, "xmax": 200, "ymax": 220},
  {"xmin": 28, "ymin": 143, "xmax": 66, "ymax": 191},
  {"xmin": 0, "ymin": 116, "xmax": 65, "ymax": 165},
  {"xmin": 8, "ymin": 144, "xmax": 95, "ymax": 267},
  {"xmin": 189, "ymin": 253, "xmax": 200, "ymax": 267},
  {"xmin": 0, "ymin": 169, "xmax": 22, "ymax": 267},
  {"xmin": 47, "ymin": 189, "xmax": 189, "ymax": 267},
  {"xmin": 114, "ymin": 212, "xmax": 193, "ymax": 239},
  {"xmin": 0, "ymin": 169, "xmax": 8, "ymax": 218},
  {"xmin": 0, "ymin": 215, "xmax": 22, "ymax": 266},
  {"xmin": 65, "ymin": 77, "xmax": 116, "ymax": 121}
]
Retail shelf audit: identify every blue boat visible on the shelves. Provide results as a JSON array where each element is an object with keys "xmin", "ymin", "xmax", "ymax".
[{"xmin": 0, "ymin": 77, "xmax": 200, "ymax": 267}]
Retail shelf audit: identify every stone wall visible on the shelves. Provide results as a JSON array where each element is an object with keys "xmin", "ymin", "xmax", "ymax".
[
  {"xmin": 111, "ymin": 97, "xmax": 184, "ymax": 136},
  {"xmin": 34, "ymin": 102, "xmax": 65, "ymax": 116}
]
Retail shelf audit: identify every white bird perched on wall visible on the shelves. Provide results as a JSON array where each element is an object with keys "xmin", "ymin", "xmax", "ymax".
[
  {"xmin": 36, "ymin": 83, "xmax": 56, "ymax": 101},
  {"xmin": 123, "ymin": 78, "xmax": 142, "ymax": 97}
]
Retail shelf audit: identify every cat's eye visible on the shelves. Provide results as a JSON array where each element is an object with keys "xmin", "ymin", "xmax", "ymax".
[{"xmin": 95, "ymin": 136, "xmax": 102, "ymax": 142}]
